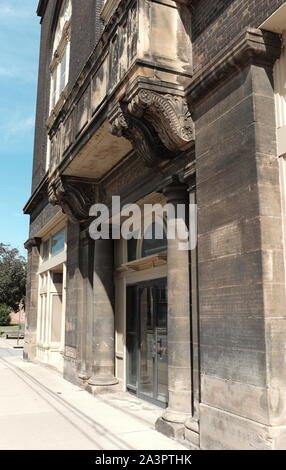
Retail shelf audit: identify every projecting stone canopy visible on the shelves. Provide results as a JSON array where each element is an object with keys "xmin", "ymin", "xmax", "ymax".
[
  {"xmin": 48, "ymin": 175, "xmax": 101, "ymax": 223},
  {"xmin": 109, "ymin": 88, "xmax": 194, "ymax": 168}
]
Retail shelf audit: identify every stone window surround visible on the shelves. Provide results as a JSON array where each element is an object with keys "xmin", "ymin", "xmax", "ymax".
[
  {"xmin": 279, "ymin": 155, "xmax": 286, "ymax": 283},
  {"xmin": 36, "ymin": 263, "xmax": 67, "ymax": 369},
  {"xmin": 49, "ymin": 22, "xmax": 71, "ymax": 113},
  {"xmin": 36, "ymin": 221, "xmax": 67, "ymax": 371}
]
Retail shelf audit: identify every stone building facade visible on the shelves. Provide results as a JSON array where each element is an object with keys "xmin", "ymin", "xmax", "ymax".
[{"xmin": 24, "ymin": 0, "xmax": 286, "ymax": 449}]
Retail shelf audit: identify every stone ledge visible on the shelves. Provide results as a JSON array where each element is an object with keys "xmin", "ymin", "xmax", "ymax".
[{"xmin": 187, "ymin": 28, "xmax": 282, "ymax": 106}]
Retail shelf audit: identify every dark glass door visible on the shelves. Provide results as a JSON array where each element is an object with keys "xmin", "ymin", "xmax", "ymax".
[{"xmin": 126, "ymin": 278, "xmax": 168, "ymax": 406}]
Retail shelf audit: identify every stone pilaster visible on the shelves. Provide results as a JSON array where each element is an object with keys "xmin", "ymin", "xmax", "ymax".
[
  {"xmin": 88, "ymin": 239, "xmax": 118, "ymax": 387},
  {"xmin": 63, "ymin": 222, "xmax": 81, "ymax": 384},
  {"xmin": 77, "ymin": 229, "xmax": 94, "ymax": 381},
  {"xmin": 156, "ymin": 177, "xmax": 193, "ymax": 441},
  {"xmin": 188, "ymin": 29, "xmax": 286, "ymax": 450},
  {"xmin": 23, "ymin": 237, "xmax": 41, "ymax": 361}
]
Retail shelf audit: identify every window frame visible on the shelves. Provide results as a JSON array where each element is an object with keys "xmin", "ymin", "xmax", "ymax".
[{"xmin": 49, "ymin": 0, "xmax": 72, "ymax": 114}]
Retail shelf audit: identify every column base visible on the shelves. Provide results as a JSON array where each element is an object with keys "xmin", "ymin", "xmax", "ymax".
[
  {"xmin": 155, "ymin": 417, "xmax": 185, "ymax": 441},
  {"xmin": 88, "ymin": 376, "xmax": 119, "ymax": 386},
  {"xmin": 162, "ymin": 408, "xmax": 192, "ymax": 424},
  {"xmin": 155, "ymin": 408, "xmax": 191, "ymax": 440},
  {"xmin": 184, "ymin": 417, "xmax": 200, "ymax": 448},
  {"xmin": 156, "ymin": 409, "xmax": 199, "ymax": 447},
  {"xmin": 78, "ymin": 371, "xmax": 91, "ymax": 381}
]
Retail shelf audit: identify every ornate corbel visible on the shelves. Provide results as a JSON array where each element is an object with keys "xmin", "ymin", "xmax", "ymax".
[
  {"xmin": 24, "ymin": 237, "xmax": 41, "ymax": 252},
  {"xmin": 109, "ymin": 88, "xmax": 194, "ymax": 167},
  {"xmin": 109, "ymin": 102, "xmax": 173, "ymax": 167},
  {"xmin": 128, "ymin": 90, "xmax": 194, "ymax": 153},
  {"xmin": 48, "ymin": 175, "xmax": 101, "ymax": 223}
]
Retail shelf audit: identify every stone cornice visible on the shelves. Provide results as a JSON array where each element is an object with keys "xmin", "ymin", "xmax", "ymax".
[
  {"xmin": 187, "ymin": 28, "xmax": 282, "ymax": 105},
  {"xmin": 23, "ymin": 173, "xmax": 49, "ymax": 215},
  {"xmin": 37, "ymin": 0, "xmax": 48, "ymax": 19}
]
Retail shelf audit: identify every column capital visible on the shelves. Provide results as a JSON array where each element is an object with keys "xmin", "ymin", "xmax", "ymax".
[
  {"xmin": 24, "ymin": 237, "xmax": 41, "ymax": 252},
  {"xmin": 162, "ymin": 175, "xmax": 189, "ymax": 205},
  {"xmin": 79, "ymin": 228, "xmax": 93, "ymax": 244}
]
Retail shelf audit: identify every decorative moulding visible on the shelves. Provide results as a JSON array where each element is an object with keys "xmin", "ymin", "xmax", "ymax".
[
  {"xmin": 187, "ymin": 28, "xmax": 282, "ymax": 105},
  {"xmin": 100, "ymin": 0, "xmax": 121, "ymax": 24}
]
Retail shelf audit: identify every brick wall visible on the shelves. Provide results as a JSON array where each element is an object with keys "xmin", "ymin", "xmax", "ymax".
[
  {"xmin": 31, "ymin": 0, "xmax": 104, "ymax": 194},
  {"xmin": 192, "ymin": 0, "xmax": 285, "ymax": 72},
  {"xmin": 10, "ymin": 308, "xmax": 26, "ymax": 325}
]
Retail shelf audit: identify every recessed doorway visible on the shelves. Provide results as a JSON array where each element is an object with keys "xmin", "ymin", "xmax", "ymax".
[{"xmin": 126, "ymin": 278, "xmax": 168, "ymax": 407}]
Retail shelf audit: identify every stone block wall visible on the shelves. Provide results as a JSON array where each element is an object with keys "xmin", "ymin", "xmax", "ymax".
[{"xmin": 189, "ymin": 29, "xmax": 286, "ymax": 449}]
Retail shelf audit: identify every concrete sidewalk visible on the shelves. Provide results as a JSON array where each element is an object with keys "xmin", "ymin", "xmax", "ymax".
[{"xmin": 0, "ymin": 338, "xmax": 187, "ymax": 450}]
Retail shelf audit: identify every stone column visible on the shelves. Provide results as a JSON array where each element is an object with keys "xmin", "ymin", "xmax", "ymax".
[
  {"xmin": 23, "ymin": 237, "xmax": 41, "ymax": 362},
  {"xmin": 64, "ymin": 222, "xmax": 81, "ymax": 384},
  {"xmin": 77, "ymin": 229, "xmax": 94, "ymax": 381},
  {"xmin": 88, "ymin": 239, "xmax": 118, "ymax": 387},
  {"xmin": 156, "ymin": 177, "xmax": 193, "ymax": 440}
]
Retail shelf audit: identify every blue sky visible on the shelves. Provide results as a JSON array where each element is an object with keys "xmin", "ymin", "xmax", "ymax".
[{"xmin": 0, "ymin": 0, "xmax": 40, "ymax": 257}]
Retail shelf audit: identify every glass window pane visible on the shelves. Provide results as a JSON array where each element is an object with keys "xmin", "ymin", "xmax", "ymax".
[
  {"xmin": 126, "ymin": 286, "xmax": 138, "ymax": 388},
  {"xmin": 60, "ymin": 49, "xmax": 67, "ymax": 94},
  {"xmin": 43, "ymin": 240, "xmax": 49, "ymax": 261},
  {"xmin": 141, "ymin": 222, "xmax": 167, "ymax": 258},
  {"xmin": 51, "ymin": 229, "xmax": 65, "ymax": 256},
  {"xmin": 50, "ymin": 70, "xmax": 57, "ymax": 110}
]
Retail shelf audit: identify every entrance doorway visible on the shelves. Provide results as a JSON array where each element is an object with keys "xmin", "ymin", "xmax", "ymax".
[{"xmin": 126, "ymin": 278, "xmax": 168, "ymax": 406}]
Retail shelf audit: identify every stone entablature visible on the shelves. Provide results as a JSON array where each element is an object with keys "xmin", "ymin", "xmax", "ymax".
[{"xmin": 47, "ymin": 0, "xmax": 192, "ymax": 177}]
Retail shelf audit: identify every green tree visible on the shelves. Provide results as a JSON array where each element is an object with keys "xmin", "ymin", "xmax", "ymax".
[
  {"xmin": 0, "ymin": 244, "xmax": 26, "ymax": 311},
  {"xmin": 0, "ymin": 304, "xmax": 11, "ymax": 326}
]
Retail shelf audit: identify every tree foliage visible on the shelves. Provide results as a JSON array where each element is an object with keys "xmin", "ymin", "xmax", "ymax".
[
  {"xmin": 0, "ymin": 244, "xmax": 27, "ymax": 311},
  {"xmin": 0, "ymin": 304, "xmax": 11, "ymax": 326}
]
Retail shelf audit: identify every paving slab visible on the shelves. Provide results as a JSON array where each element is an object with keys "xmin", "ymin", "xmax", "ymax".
[{"xmin": 0, "ymin": 338, "xmax": 188, "ymax": 450}]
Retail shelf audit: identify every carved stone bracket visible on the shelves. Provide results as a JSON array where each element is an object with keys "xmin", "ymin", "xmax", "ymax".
[
  {"xmin": 109, "ymin": 102, "xmax": 173, "ymax": 167},
  {"xmin": 128, "ymin": 90, "xmax": 194, "ymax": 152},
  {"xmin": 24, "ymin": 237, "xmax": 41, "ymax": 252},
  {"xmin": 48, "ymin": 175, "xmax": 100, "ymax": 223},
  {"xmin": 109, "ymin": 88, "xmax": 194, "ymax": 168}
]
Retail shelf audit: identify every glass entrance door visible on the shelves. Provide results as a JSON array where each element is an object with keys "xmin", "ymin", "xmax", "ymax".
[{"xmin": 126, "ymin": 278, "xmax": 168, "ymax": 406}]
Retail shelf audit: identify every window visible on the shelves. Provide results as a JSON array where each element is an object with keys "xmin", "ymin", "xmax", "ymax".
[
  {"xmin": 51, "ymin": 229, "xmax": 65, "ymax": 256},
  {"xmin": 41, "ymin": 227, "xmax": 66, "ymax": 263},
  {"xmin": 127, "ymin": 220, "xmax": 167, "ymax": 262},
  {"xmin": 42, "ymin": 239, "xmax": 50, "ymax": 261},
  {"xmin": 141, "ymin": 222, "xmax": 167, "ymax": 258},
  {"xmin": 49, "ymin": 0, "xmax": 72, "ymax": 112}
]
